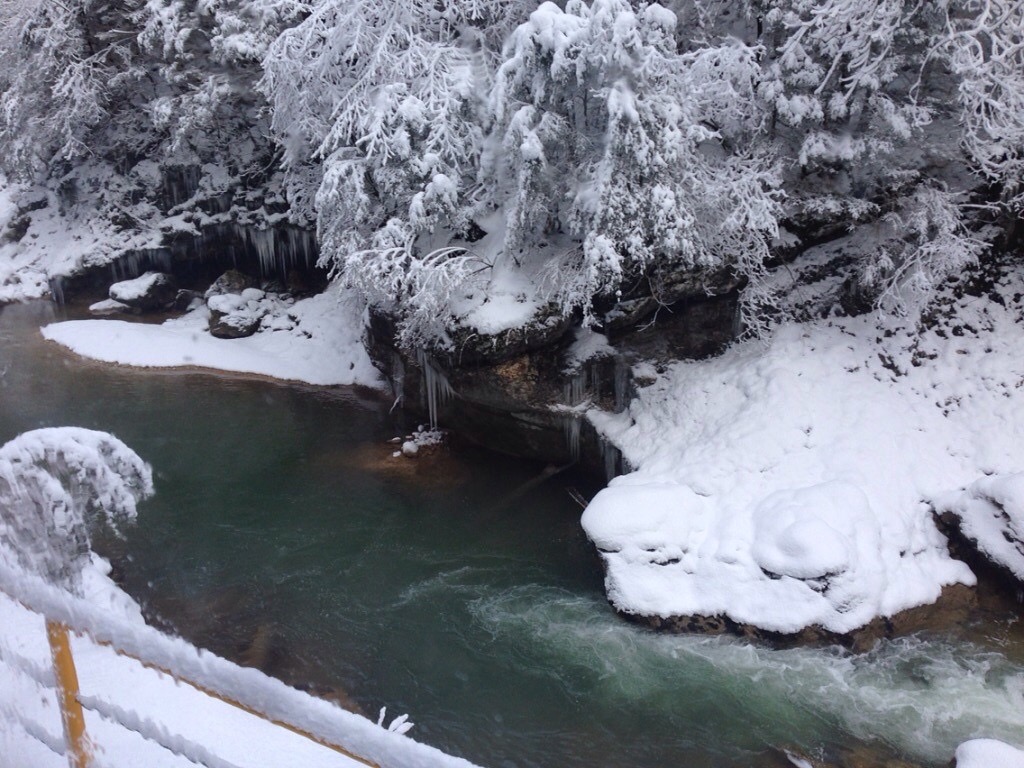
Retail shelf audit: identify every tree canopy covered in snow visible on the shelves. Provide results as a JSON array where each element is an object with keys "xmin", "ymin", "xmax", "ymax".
[{"xmin": 1, "ymin": 0, "xmax": 1022, "ymax": 344}]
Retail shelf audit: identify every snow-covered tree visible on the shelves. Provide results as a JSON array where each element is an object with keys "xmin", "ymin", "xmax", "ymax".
[
  {"xmin": 261, "ymin": 0, "xmax": 529, "ymax": 267},
  {"xmin": 485, "ymin": 0, "xmax": 783, "ymax": 322},
  {"xmin": 859, "ymin": 184, "xmax": 986, "ymax": 314},
  {"xmin": 0, "ymin": 429, "xmax": 153, "ymax": 592},
  {"xmin": 933, "ymin": 0, "xmax": 1024, "ymax": 211},
  {"xmin": 0, "ymin": 0, "xmax": 141, "ymax": 177}
]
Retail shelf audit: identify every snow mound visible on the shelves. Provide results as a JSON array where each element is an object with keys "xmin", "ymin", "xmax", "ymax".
[
  {"xmin": 937, "ymin": 473, "xmax": 1024, "ymax": 581},
  {"xmin": 584, "ymin": 270, "xmax": 1024, "ymax": 635},
  {"xmin": 955, "ymin": 739, "xmax": 1024, "ymax": 768},
  {"xmin": 42, "ymin": 289, "xmax": 383, "ymax": 388}
]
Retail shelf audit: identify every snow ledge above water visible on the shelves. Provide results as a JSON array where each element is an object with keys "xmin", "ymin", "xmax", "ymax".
[{"xmin": 583, "ymin": 269, "xmax": 1024, "ymax": 636}]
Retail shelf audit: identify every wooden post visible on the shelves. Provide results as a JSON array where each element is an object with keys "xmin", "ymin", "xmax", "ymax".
[{"xmin": 46, "ymin": 620, "xmax": 91, "ymax": 768}]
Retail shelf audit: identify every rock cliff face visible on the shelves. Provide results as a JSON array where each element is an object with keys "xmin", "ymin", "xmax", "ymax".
[
  {"xmin": 40, "ymin": 163, "xmax": 327, "ymax": 305},
  {"xmin": 365, "ymin": 291, "xmax": 740, "ymax": 477}
]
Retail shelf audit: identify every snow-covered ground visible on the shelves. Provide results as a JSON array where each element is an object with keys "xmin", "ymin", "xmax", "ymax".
[
  {"xmin": 584, "ymin": 263, "xmax": 1024, "ymax": 635},
  {"xmin": 41, "ymin": 291, "xmax": 383, "ymax": 388}
]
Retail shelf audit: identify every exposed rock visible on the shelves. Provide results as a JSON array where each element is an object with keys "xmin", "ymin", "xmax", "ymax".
[
  {"xmin": 442, "ymin": 302, "xmax": 575, "ymax": 367},
  {"xmin": 205, "ymin": 269, "xmax": 257, "ymax": 299},
  {"xmin": 366, "ymin": 293, "xmax": 739, "ymax": 474},
  {"xmin": 109, "ymin": 271, "xmax": 178, "ymax": 311},
  {"xmin": 600, "ymin": 264, "xmax": 743, "ymax": 334},
  {"xmin": 629, "ymin": 583, "xmax": 977, "ymax": 652},
  {"xmin": 286, "ymin": 269, "xmax": 312, "ymax": 296},
  {"xmin": 934, "ymin": 474, "xmax": 1024, "ymax": 597},
  {"xmin": 173, "ymin": 289, "xmax": 203, "ymax": 312},
  {"xmin": 209, "ymin": 307, "xmax": 261, "ymax": 339}
]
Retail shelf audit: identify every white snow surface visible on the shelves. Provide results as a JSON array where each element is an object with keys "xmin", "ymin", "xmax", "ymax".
[
  {"xmin": 584, "ymin": 269, "xmax": 1024, "ymax": 635},
  {"xmin": 41, "ymin": 290, "xmax": 383, "ymax": 388},
  {"xmin": 564, "ymin": 327, "xmax": 614, "ymax": 372},
  {"xmin": 955, "ymin": 739, "xmax": 1024, "ymax": 768},
  {"xmin": 937, "ymin": 473, "xmax": 1024, "ymax": 580}
]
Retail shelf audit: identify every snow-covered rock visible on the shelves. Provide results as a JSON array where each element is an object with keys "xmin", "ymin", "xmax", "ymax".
[
  {"xmin": 205, "ymin": 269, "xmax": 258, "ymax": 299},
  {"xmin": 109, "ymin": 271, "xmax": 178, "ymax": 311},
  {"xmin": 936, "ymin": 473, "xmax": 1024, "ymax": 586},
  {"xmin": 954, "ymin": 739, "xmax": 1024, "ymax": 768},
  {"xmin": 89, "ymin": 298, "xmax": 134, "ymax": 316}
]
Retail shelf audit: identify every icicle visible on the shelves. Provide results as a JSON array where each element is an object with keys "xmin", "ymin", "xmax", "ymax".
[
  {"xmin": 415, "ymin": 350, "xmax": 453, "ymax": 428},
  {"xmin": 613, "ymin": 357, "xmax": 629, "ymax": 413},
  {"xmin": 48, "ymin": 277, "xmax": 66, "ymax": 306},
  {"xmin": 390, "ymin": 352, "xmax": 406, "ymax": 413},
  {"xmin": 563, "ymin": 415, "xmax": 582, "ymax": 462},
  {"xmin": 560, "ymin": 369, "xmax": 590, "ymax": 462},
  {"xmin": 599, "ymin": 437, "xmax": 622, "ymax": 482},
  {"xmin": 245, "ymin": 227, "xmax": 278, "ymax": 278},
  {"xmin": 562, "ymin": 368, "xmax": 588, "ymax": 407}
]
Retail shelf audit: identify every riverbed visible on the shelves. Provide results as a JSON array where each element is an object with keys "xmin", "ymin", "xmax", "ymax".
[{"xmin": 2, "ymin": 300, "xmax": 1022, "ymax": 768}]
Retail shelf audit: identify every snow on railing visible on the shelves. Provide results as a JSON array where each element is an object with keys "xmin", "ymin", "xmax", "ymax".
[{"xmin": 0, "ymin": 563, "xmax": 478, "ymax": 768}]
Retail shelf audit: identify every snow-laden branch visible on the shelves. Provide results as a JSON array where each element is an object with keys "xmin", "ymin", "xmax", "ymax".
[{"xmin": 0, "ymin": 428, "xmax": 153, "ymax": 591}]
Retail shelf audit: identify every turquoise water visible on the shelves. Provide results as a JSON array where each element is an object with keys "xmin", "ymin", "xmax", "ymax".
[{"xmin": 2, "ymin": 300, "xmax": 1022, "ymax": 768}]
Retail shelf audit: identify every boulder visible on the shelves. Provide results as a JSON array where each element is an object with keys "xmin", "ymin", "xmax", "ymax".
[
  {"xmin": 88, "ymin": 298, "xmax": 136, "ymax": 316},
  {"xmin": 209, "ymin": 309, "xmax": 261, "ymax": 339},
  {"xmin": 935, "ymin": 473, "xmax": 1024, "ymax": 595},
  {"xmin": 173, "ymin": 289, "xmax": 203, "ymax": 312},
  {"xmin": 108, "ymin": 271, "xmax": 178, "ymax": 311},
  {"xmin": 204, "ymin": 269, "xmax": 257, "ymax": 299},
  {"xmin": 208, "ymin": 293, "xmax": 258, "ymax": 338}
]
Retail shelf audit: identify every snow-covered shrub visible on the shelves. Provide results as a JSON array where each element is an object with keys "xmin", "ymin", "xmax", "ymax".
[
  {"xmin": 859, "ymin": 185, "xmax": 986, "ymax": 315},
  {"xmin": 0, "ymin": 429, "xmax": 153, "ymax": 592}
]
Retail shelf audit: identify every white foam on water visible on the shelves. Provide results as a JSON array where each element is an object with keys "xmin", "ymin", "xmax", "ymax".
[{"xmin": 467, "ymin": 585, "xmax": 1024, "ymax": 764}]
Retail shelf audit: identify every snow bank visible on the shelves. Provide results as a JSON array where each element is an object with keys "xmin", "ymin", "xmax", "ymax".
[
  {"xmin": 955, "ymin": 739, "xmax": 1024, "ymax": 768},
  {"xmin": 42, "ymin": 290, "xmax": 383, "ymax": 388},
  {"xmin": 584, "ymin": 269, "xmax": 1024, "ymax": 635},
  {"xmin": 937, "ymin": 473, "xmax": 1024, "ymax": 580}
]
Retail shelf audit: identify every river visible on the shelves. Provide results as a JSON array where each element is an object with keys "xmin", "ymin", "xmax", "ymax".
[{"xmin": 2, "ymin": 300, "xmax": 1022, "ymax": 768}]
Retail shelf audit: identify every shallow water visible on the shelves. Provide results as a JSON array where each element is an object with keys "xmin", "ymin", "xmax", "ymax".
[{"xmin": 2, "ymin": 300, "xmax": 1022, "ymax": 768}]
